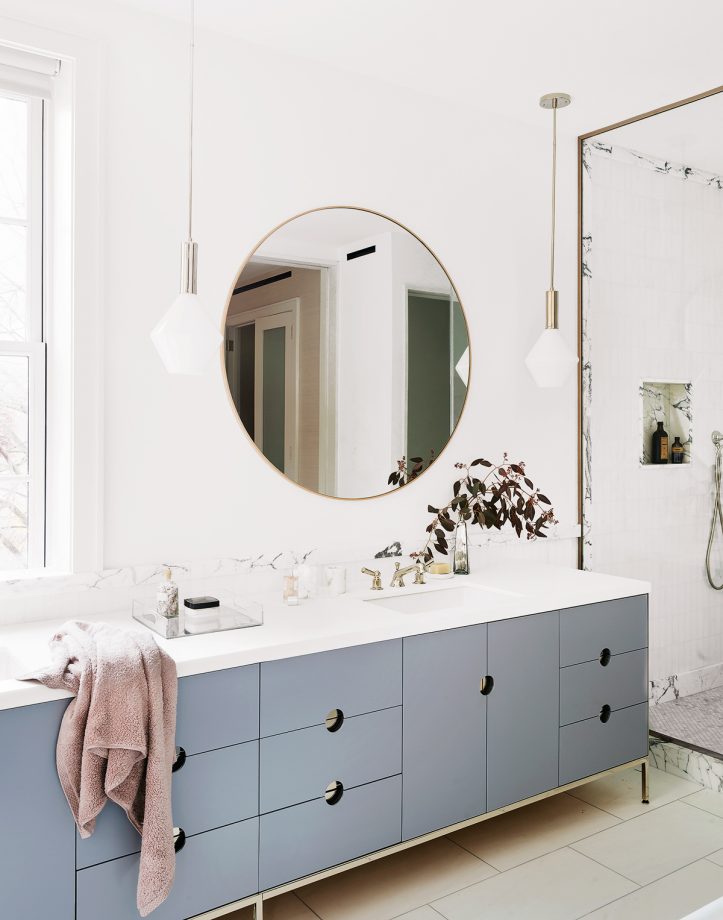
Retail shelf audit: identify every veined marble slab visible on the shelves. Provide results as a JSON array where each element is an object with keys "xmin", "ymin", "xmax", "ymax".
[{"xmin": 650, "ymin": 737, "xmax": 723, "ymax": 794}]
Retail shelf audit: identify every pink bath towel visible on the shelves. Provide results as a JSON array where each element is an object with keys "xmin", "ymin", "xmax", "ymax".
[{"xmin": 23, "ymin": 620, "xmax": 178, "ymax": 917}]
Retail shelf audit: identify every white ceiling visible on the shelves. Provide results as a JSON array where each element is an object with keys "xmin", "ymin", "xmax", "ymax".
[{"xmin": 112, "ymin": 0, "xmax": 723, "ymax": 138}]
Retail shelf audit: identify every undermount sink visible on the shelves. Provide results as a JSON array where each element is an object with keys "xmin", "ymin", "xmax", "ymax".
[
  {"xmin": 364, "ymin": 584, "xmax": 519, "ymax": 615},
  {"xmin": 0, "ymin": 647, "xmax": 28, "ymax": 681}
]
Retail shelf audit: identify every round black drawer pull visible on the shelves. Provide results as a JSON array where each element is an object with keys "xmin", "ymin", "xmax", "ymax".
[
  {"xmin": 172, "ymin": 746, "xmax": 187, "ymax": 773},
  {"xmin": 173, "ymin": 827, "xmax": 186, "ymax": 853},
  {"xmin": 600, "ymin": 704, "xmax": 612, "ymax": 723},
  {"xmin": 325, "ymin": 708, "xmax": 344, "ymax": 733},
  {"xmin": 480, "ymin": 675, "xmax": 494, "ymax": 696},
  {"xmin": 599, "ymin": 648, "xmax": 612, "ymax": 667},
  {"xmin": 325, "ymin": 780, "xmax": 344, "ymax": 805}
]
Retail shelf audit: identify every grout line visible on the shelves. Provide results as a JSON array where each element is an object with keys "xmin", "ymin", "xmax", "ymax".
[
  {"xmin": 569, "ymin": 846, "xmax": 641, "ymax": 887},
  {"xmin": 291, "ymin": 891, "xmax": 324, "ymax": 919},
  {"xmin": 443, "ymin": 833, "xmax": 496, "ymax": 869},
  {"xmin": 678, "ymin": 796, "xmax": 723, "ymax": 820},
  {"xmin": 426, "ymin": 906, "xmax": 449, "ymax": 919}
]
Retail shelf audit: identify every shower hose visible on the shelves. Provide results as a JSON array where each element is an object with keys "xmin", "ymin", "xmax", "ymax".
[{"xmin": 707, "ymin": 431, "xmax": 723, "ymax": 589}]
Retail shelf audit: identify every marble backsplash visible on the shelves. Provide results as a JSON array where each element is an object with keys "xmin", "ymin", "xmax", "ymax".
[{"xmin": 0, "ymin": 524, "xmax": 580, "ymax": 627}]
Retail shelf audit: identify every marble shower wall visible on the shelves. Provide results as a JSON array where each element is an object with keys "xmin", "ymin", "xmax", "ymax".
[{"xmin": 583, "ymin": 140, "xmax": 723, "ymax": 696}]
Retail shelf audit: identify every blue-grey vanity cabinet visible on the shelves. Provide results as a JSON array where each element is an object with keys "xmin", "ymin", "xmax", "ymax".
[
  {"xmin": 260, "ymin": 640, "xmax": 402, "ymax": 737},
  {"xmin": 559, "ymin": 596, "xmax": 649, "ymax": 785},
  {"xmin": 260, "ymin": 706, "xmax": 402, "ymax": 814},
  {"xmin": 0, "ymin": 699, "xmax": 75, "ymax": 920},
  {"xmin": 76, "ymin": 739, "xmax": 259, "ymax": 869},
  {"xmin": 258, "ymin": 642, "xmax": 403, "ymax": 890},
  {"xmin": 77, "ymin": 664, "xmax": 261, "ymax": 919},
  {"xmin": 176, "ymin": 663, "xmax": 260, "ymax": 754},
  {"xmin": 486, "ymin": 611, "xmax": 560, "ymax": 810},
  {"xmin": 402, "ymin": 624, "xmax": 488, "ymax": 840},
  {"xmin": 76, "ymin": 818, "xmax": 259, "ymax": 920},
  {"xmin": 259, "ymin": 776, "xmax": 401, "ymax": 891}
]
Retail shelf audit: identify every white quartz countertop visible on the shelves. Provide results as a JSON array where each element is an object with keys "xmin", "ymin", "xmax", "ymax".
[{"xmin": 0, "ymin": 562, "xmax": 650, "ymax": 711}]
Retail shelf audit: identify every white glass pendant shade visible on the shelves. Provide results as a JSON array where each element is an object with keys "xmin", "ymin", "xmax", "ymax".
[
  {"xmin": 526, "ymin": 92, "xmax": 577, "ymax": 388},
  {"xmin": 151, "ymin": 291, "xmax": 222, "ymax": 376},
  {"xmin": 152, "ymin": 0, "xmax": 221, "ymax": 375},
  {"xmin": 525, "ymin": 327, "xmax": 578, "ymax": 388}
]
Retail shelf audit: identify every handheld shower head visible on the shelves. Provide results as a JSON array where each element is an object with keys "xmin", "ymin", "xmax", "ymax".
[{"xmin": 714, "ymin": 431, "xmax": 723, "ymax": 448}]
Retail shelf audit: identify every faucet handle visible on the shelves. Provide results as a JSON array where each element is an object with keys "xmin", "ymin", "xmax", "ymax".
[
  {"xmin": 361, "ymin": 567, "xmax": 383, "ymax": 591},
  {"xmin": 414, "ymin": 561, "xmax": 427, "ymax": 585}
]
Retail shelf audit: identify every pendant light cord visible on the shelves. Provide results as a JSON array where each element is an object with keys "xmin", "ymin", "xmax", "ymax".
[
  {"xmin": 187, "ymin": 0, "xmax": 195, "ymax": 242},
  {"xmin": 550, "ymin": 99, "xmax": 557, "ymax": 291}
]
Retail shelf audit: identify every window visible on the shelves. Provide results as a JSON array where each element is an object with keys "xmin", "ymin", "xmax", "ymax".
[{"xmin": 0, "ymin": 89, "xmax": 45, "ymax": 571}]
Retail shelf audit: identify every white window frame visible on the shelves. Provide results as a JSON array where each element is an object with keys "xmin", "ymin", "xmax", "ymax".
[
  {"xmin": 0, "ymin": 90, "xmax": 46, "ymax": 570},
  {"xmin": 0, "ymin": 20, "xmax": 102, "ymax": 581}
]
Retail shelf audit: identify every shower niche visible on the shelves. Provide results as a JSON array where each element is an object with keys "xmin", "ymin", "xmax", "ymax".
[{"xmin": 640, "ymin": 380, "xmax": 692, "ymax": 466}]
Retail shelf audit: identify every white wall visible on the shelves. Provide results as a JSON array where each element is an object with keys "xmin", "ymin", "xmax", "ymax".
[{"xmin": 0, "ymin": 0, "xmax": 579, "ymax": 571}]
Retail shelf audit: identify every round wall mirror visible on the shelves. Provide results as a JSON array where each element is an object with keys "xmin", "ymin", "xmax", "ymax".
[{"xmin": 223, "ymin": 207, "xmax": 470, "ymax": 499}]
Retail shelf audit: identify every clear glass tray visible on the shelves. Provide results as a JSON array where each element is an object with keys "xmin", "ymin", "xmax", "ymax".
[{"xmin": 132, "ymin": 594, "xmax": 263, "ymax": 639}]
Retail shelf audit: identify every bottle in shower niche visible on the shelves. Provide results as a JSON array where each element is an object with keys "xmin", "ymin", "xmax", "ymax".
[
  {"xmin": 671, "ymin": 436, "xmax": 685, "ymax": 464},
  {"xmin": 453, "ymin": 517, "xmax": 470, "ymax": 575},
  {"xmin": 652, "ymin": 421, "xmax": 669, "ymax": 464}
]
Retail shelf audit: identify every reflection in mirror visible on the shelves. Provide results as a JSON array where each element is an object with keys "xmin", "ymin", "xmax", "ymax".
[{"xmin": 223, "ymin": 208, "xmax": 470, "ymax": 499}]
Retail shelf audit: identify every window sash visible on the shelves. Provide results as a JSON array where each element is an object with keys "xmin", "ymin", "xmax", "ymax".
[
  {"xmin": 0, "ymin": 341, "xmax": 46, "ymax": 568},
  {"xmin": 0, "ymin": 87, "xmax": 46, "ymax": 570}
]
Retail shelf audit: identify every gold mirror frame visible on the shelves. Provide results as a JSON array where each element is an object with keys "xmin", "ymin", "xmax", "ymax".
[
  {"xmin": 220, "ymin": 205, "xmax": 472, "ymax": 502},
  {"xmin": 577, "ymin": 84, "xmax": 723, "ymax": 567}
]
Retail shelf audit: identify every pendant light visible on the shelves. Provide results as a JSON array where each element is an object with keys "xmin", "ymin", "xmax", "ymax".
[
  {"xmin": 151, "ymin": 0, "xmax": 222, "ymax": 375},
  {"xmin": 524, "ymin": 92, "xmax": 578, "ymax": 388}
]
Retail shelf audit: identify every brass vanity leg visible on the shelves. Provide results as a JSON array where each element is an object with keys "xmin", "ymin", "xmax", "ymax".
[
  {"xmin": 253, "ymin": 896, "xmax": 264, "ymax": 920},
  {"xmin": 641, "ymin": 759, "xmax": 650, "ymax": 804}
]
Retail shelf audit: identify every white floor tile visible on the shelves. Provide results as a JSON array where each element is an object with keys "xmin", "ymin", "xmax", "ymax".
[
  {"xmin": 684, "ymin": 789, "xmax": 723, "ymax": 820},
  {"xmin": 569, "ymin": 765, "xmax": 702, "ymax": 820},
  {"xmin": 225, "ymin": 893, "xmax": 318, "ymax": 920},
  {"xmin": 707, "ymin": 849, "xmax": 723, "ymax": 868},
  {"xmin": 572, "ymin": 801, "xmax": 723, "ymax": 885},
  {"xmin": 296, "ymin": 837, "xmax": 495, "ymax": 920},
  {"xmin": 392, "ymin": 908, "xmax": 444, "ymax": 920},
  {"xmin": 431, "ymin": 848, "xmax": 636, "ymax": 920},
  {"xmin": 450, "ymin": 792, "xmax": 619, "ymax": 871},
  {"xmin": 579, "ymin": 859, "xmax": 723, "ymax": 919}
]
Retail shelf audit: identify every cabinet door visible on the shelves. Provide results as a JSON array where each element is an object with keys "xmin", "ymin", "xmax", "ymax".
[
  {"xmin": 487, "ymin": 611, "xmax": 560, "ymax": 811},
  {"xmin": 0, "ymin": 699, "xmax": 75, "ymax": 919},
  {"xmin": 402, "ymin": 624, "xmax": 487, "ymax": 841}
]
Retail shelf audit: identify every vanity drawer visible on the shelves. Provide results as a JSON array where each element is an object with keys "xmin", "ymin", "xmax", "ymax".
[
  {"xmin": 259, "ymin": 774, "xmax": 401, "ymax": 890},
  {"xmin": 177, "ymin": 664, "xmax": 259, "ymax": 754},
  {"xmin": 260, "ymin": 640, "xmax": 402, "ymax": 737},
  {"xmin": 560, "ymin": 596, "xmax": 647, "ymax": 667},
  {"xmin": 260, "ymin": 706, "xmax": 402, "ymax": 813},
  {"xmin": 77, "ymin": 741, "xmax": 259, "ymax": 869},
  {"xmin": 559, "ymin": 702, "xmax": 648, "ymax": 786},
  {"xmin": 560, "ymin": 649, "xmax": 648, "ymax": 726},
  {"xmin": 76, "ymin": 817, "xmax": 258, "ymax": 920}
]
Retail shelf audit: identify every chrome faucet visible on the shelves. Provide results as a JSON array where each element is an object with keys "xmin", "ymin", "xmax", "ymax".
[
  {"xmin": 390, "ymin": 561, "xmax": 418, "ymax": 588},
  {"xmin": 361, "ymin": 567, "xmax": 383, "ymax": 590}
]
